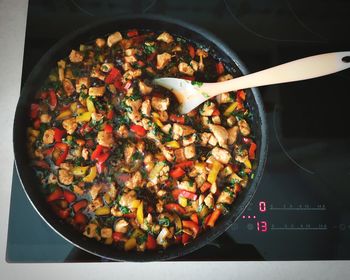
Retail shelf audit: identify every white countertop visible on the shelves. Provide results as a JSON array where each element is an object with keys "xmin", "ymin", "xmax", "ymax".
[{"xmin": 0, "ymin": 0, "xmax": 349, "ymax": 279}]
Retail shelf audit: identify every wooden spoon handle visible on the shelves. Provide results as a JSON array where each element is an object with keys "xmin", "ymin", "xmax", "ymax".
[{"xmin": 201, "ymin": 51, "xmax": 350, "ymax": 96}]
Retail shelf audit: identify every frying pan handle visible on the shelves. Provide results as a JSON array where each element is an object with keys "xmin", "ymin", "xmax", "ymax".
[{"xmin": 204, "ymin": 51, "xmax": 350, "ymax": 94}]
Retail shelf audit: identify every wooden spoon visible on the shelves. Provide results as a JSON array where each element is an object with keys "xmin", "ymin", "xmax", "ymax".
[{"xmin": 154, "ymin": 52, "xmax": 350, "ymax": 114}]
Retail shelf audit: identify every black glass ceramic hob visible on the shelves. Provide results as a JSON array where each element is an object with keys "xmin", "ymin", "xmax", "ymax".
[{"xmin": 6, "ymin": 0, "xmax": 350, "ymax": 262}]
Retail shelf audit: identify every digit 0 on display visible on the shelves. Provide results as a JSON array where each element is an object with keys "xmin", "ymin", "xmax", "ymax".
[{"xmin": 259, "ymin": 201, "xmax": 267, "ymax": 212}]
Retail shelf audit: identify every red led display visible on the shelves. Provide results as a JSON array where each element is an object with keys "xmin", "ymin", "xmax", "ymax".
[{"xmin": 257, "ymin": 221, "xmax": 268, "ymax": 232}]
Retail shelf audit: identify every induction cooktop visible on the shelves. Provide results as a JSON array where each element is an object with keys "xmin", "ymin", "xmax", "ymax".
[{"xmin": 6, "ymin": 0, "xmax": 350, "ymax": 262}]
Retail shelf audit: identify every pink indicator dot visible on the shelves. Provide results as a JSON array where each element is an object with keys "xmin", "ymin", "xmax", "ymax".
[
  {"xmin": 253, "ymin": 216, "xmax": 256, "ymax": 219},
  {"xmin": 242, "ymin": 216, "xmax": 246, "ymax": 219},
  {"xmin": 248, "ymin": 215, "xmax": 251, "ymax": 219}
]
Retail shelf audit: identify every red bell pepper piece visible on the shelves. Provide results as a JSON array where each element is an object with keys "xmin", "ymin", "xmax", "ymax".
[
  {"xmin": 57, "ymin": 208, "xmax": 70, "ymax": 219},
  {"xmin": 165, "ymin": 203, "xmax": 186, "ymax": 215},
  {"xmin": 112, "ymin": 232, "xmax": 124, "ymax": 242},
  {"xmin": 249, "ymin": 142, "xmax": 257, "ymax": 160},
  {"xmin": 206, "ymin": 209, "xmax": 221, "ymax": 228},
  {"xmin": 49, "ymin": 89, "xmax": 57, "ymax": 109},
  {"xmin": 182, "ymin": 76, "xmax": 195, "ymax": 81},
  {"xmin": 212, "ymin": 109, "xmax": 220, "ymax": 116},
  {"xmin": 104, "ymin": 124, "xmax": 113, "ymax": 133},
  {"xmin": 123, "ymin": 213, "xmax": 136, "ymax": 219},
  {"xmin": 54, "ymin": 128, "xmax": 66, "ymax": 142},
  {"xmin": 172, "ymin": 189, "xmax": 197, "ymax": 200},
  {"xmin": 30, "ymin": 103, "xmax": 40, "ymax": 119},
  {"xmin": 47, "ymin": 187, "xmax": 63, "ymax": 202},
  {"xmin": 216, "ymin": 62, "xmax": 225, "ymax": 75},
  {"xmin": 200, "ymin": 181, "xmax": 211, "ymax": 193},
  {"xmin": 72, "ymin": 199, "xmax": 88, "ymax": 213},
  {"xmin": 74, "ymin": 212, "xmax": 87, "ymax": 224},
  {"xmin": 113, "ymin": 80, "xmax": 124, "ymax": 91},
  {"xmin": 182, "ymin": 220, "xmax": 199, "ymax": 236},
  {"xmin": 169, "ymin": 167, "xmax": 185, "ymax": 179},
  {"xmin": 91, "ymin": 145, "xmax": 103, "ymax": 161},
  {"xmin": 188, "ymin": 45, "xmax": 195, "ymax": 59},
  {"xmin": 204, "ymin": 214, "xmax": 211, "ymax": 226},
  {"xmin": 146, "ymin": 234, "xmax": 157, "ymax": 250},
  {"xmin": 130, "ymin": 124, "xmax": 146, "ymax": 137},
  {"xmin": 137, "ymin": 60, "xmax": 145, "ymax": 67},
  {"xmin": 190, "ymin": 213, "xmax": 199, "ymax": 225},
  {"xmin": 42, "ymin": 147, "xmax": 54, "ymax": 157},
  {"xmin": 33, "ymin": 160, "xmax": 50, "ymax": 169},
  {"xmin": 237, "ymin": 90, "xmax": 246, "ymax": 101},
  {"xmin": 182, "ymin": 233, "xmax": 191, "ymax": 245},
  {"xmin": 169, "ymin": 114, "xmax": 185, "ymax": 124},
  {"xmin": 54, "ymin": 143, "xmax": 69, "ymax": 166},
  {"xmin": 33, "ymin": 119, "xmax": 41, "ymax": 129},
  {"xmin": 79, "ymin": 123, "xmax": 93, "ymax": 136},
  {"xmin": 63, "ymin": 190, "xmax": 76, "ymax": 203},
  {"xmin": 174, "ymin": 234, "xmax": 182, "ymax": 244},
  {"xmin": 146, "ymin": 52, "xmax": 157, "ymax": 62},
  {"xmin": 39, "ymin": 91, "xmax": 48, "ymax": 99},
  {"xmin": 105, "ymin": 68, "xmax": 121, "ymax": 84},
  {"xmin": 106, "ymin": 110, "xmax": 114, "ymax": 120},
  {"xmin": 174, "ymin": 160, "xmax": 194, "ymax": 169},
  {"xmin": 127, "ymin": 29, "xmax": 139, "ymax": 37},
  {"xmin": 96, "ymin": 162, "xmax": 105, "ymax": 174}
]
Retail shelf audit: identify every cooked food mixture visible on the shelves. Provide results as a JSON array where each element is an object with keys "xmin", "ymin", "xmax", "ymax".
[{"xmin": 27, "ymin": 29, "xmax": 257, "ymax": 251}]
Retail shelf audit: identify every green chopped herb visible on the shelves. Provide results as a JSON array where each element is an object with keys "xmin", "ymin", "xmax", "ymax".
[
  {"xmin": 159, "ymin": 217, "xmax": 170, "ymax": 227},
  {"xmin": 191, "ymin": 81, "xmax": 203, "ymax": 87},
  {"xmin": 144, "ymin": 44, "xmax": 156, "ymax": 55},
  {"xmin": 120, "ymin": 206, "xmax": 131, "ymax": 214}
]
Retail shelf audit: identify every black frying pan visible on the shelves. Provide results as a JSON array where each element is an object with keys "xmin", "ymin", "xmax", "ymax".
[{"xmin": 13, "ymin": 15, "xmax": 268, "ymax": 261}]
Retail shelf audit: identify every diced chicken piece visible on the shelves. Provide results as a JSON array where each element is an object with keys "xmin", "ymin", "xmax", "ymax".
[
  {"xmin": 73, "ymin": 185, "xmax": 84, "ymax": 195},
  {"xmin": 157, "ymin": 227, "xmax": 170, "ymax": 247},
  {"xmin": 119, "ymin": 190, "xmax": 136, "ymax": 208},
  {"xmin": 57, "ymin": 60, "xmax": 66, "ymax": 82},
  {"xmin": 216, "ymin": 92, "xmax": 232, "ymax": 104},
  {"xmin": 100, "ymin": 228, "xmax": 112, "ymax": 239},
  {"xmin": 196, "ymin": 49, "xmax": 209, "ymax": 58},
  {"xmin": 97, "ymin": 131, "xmax": 114, "ymax": 147},
  {"xmin": 60, "ymin": 162, "xmax": 73, "ymax": 170},
  {"xmin": 114, "ymin": 219, "xmax": 129, "ymax": 233},
  {"xmin": 178, "ymin": 62, "xmax": 194, "ymax": 76},
  {"xmin": 83, "ymin": 223, "xmax": 99, "ymax": 239},
  {"xmin": 211, "ymin": 147, "xmax": 232, "ymax": 164},
  {"xmin": 76, "ymin": 77, "xmax": 89, "ymax": 94},
  {"xmin": 91, "ymin": 112, "xmax": 104, "ymax": 122},
  {"xmin": 107, "ymin": 31, "xmax": 123, "ymax": 47},
  {"xmin": 63, "ymin": 78, "xmax": 75, "ymax": 96},
  {"xmin": 126, "ymin": 98, "xmax": 142, "ymax": 112},
  {"xmin": 204, "ymin": 193, "xmax": 214, "ymax": 208},
  {"xmin": 158, "ymin": 111, "xmax": 168, "ymax": 122},
  {"xmin": 91, "ymin": 67, "xmax": 105, "ymax": 81},
  {"xmin": 172, "ymin": 45, "xmax": 182, "ymax": 52},
  {"xmin": 88, "ymin": 86, "xmax": 105, "ymax": 97},
  {"xmin": 123, "ymin": 69, "xmax": 142, "ymax": 80},
  {"xmin": 42, "ymin": 129, "xmax": 55, "ymax": 144},
  {"xmin": 227, "ymin": 115, "xmax": 236, "ymax": 127},
  {"xmin": 157, "ymin": 32, "xmax": 174, "ymax": 43},
  {"xmin": 124, "ymin": 144, "xmax": 135, "ymax": 164},
  {"xmin": 210, "ymin": 181, "xmax": 218, "ymax": 194},
  {"xmin": 190, "ymin": 60, "xmax": 199, "ymax": 71},
  {"xmin": 174, "ymin": 148, "xmax": 186, "ymax": 163},
  {"xmin": 161, "ymin": 123, "xmax": 172, "ymax": 134},
  {"xmin": 200, "ymin": 102, "xmax": 216, "ymax": 116},
  {"xmin": 182, "ymin": 134, "xmax": 196, "ymax": 146},
  {"xmin": 82, "ymin": 147, "xmax": 89, "ymax": 160},
  {"xmin": 184, "ymin": 144, "xmax": 196, "ymax": 159},
  {"xmin": 227, "ymin": 126, "xmax": 239, "ymax": 145},
  {"xmin": 69, "ymin": 50, "xmax": 84, "ymax": 63},
  {"xmin": 141, "ymin": 100, "xmax": 151, "ymax": 116},
  {"xmin": 62, "ymin": 117, "xmax": 78, "ymax": 135},
  {"xmin": 139, "ymin": 81, "xmax": 153, "ymax": 95},
  {"xmin": 125, "ymin": 48, "xmax": 137, "ymax": 56},
  {"xmin": 217, "ymin": 190, "xmax": 234, "ymax": 204},
  {"xmin": 100, "ymin": 63, "xmax": 114, "ymax": 73},
  {"xmin": 217, "ymin": 74, "xmax": 234, "ymax": 82},
  {"xmin": 178, "ymin": 181, "xmax": 197, "ymax": 193},
  {"xmin": 144, "ymin": 154, "xmax": 154, "ymax": 172},
  {"xmin": 159, "ymin": 145, "xmax": 174, "ymax": 162},
  {"xmin": 48, "ymin": 173, "xmax": 58, "ymax": 184},
  {"xmin": 123, "ymin": 62, "xmax": 132, "ymax": 71},
  {"xmin": 89, "ymin": 184, "xmax": 102, "ymax": 200},
  {"xmin": 209, "ymin": 124, "xmax": 228, "ymax": 148},
  {"xmin": 201, "ymin": 116, "xmax": 210, "ymax": 128},
  {"xmin": 230, "ymin": 172, "xmax": 243, "ymax": 183},
  {"xmin": 117, "ymin": 124, "xmax": 129, "ymax": 138},
  {"xmin": 58, "ymin": 169, "xmax": 73, "ymax": 185},
  {"xmin": 221, "ymin": 165, "xmax": 233, "ymax": 177},
  {"xmin": 172, "ymin": 123, "xmax": 195, "ymax": 140},
  {"xmin": 124, "ymin": 55, "xmax": 137, "ymax": 63},
  {"xmin": 208, "ymin": 134, "xmax": 218, "ymax": 146},
  {"xmin": 151, "ymin": 96, "xmax": 169, "ymax": 111},
  {"xmin": 212, "ymin": 115, "xmax": 221, "ymax": 124},
  {"xmin": 238, "ymin": 119, "xmax": 251, "ymax": 136},
  {"xmin": 156, "ymin": 52, "xmax": 172, "ymax": 70},
  {"xmin": 34, "ymin": 148, "xmax": 44, "ymax": 160},
  {"xmin": 200, "ymin": 132, "xmax": 212, "ymax": 146},
  {"xmin": 125, "ymin": 171, "xmax": 143, "ymax": 189},
  {"xmin": 95, "ymin": 38, "xmax": 106, "ymax": 48},
  {"xmin": 235, "ymin": 148, "xmax": 248, "ymax": 163}
]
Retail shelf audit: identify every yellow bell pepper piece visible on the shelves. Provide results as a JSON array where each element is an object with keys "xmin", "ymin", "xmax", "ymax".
[
  {"xmin": 244, "ymin": 158, "xmax": 252, "ymax": 169},
  {"xmin": 223, "ymin": 102, "xmax": 238, "ymax": 116},
  {"xmin": 130, "ymin": 199, "xmax": 141, "ymax": 209},
  {"xmin": 137, "ymin": 201, "xmax": 144, "ymax": 224},
  {"xmin": 124, "ymin": 238, "xmax": 137, "ymax": 251},
  {"xmin": 95, "ymin": 206, "xmax": 111, "ymax": 216},
  {"xmin": 83, "ymin": 166, "xmax": 97, "ymax": 182},
  {"xmin": 165, "ymin": 141, "xmax": 180, "ymax": 149},
  {"xmin": 178, "ymin": 196, "xmax": 187, "ymax": 207},
  {"xmin": 149, "ymin": 162, "xmax": 166, "ymax": 183},
  {"xmin": 76, "ymin": 107, "xmax": 86, "ymax": 115},
  {"xmin": 56, "ymin": 110, "xmax": 72, "ymax": 121},
  {"xmin": 67, "ymin": 135, "xmax": 73, "ymax": 141},
  {"xmin": 152, "ymin": 112, "xmax": 164, "ymax": 128},
  {"xmin": 103, "ymin": 193, "xmax": 111, "ymax": 204},
  {"xmin": 72, "ymin": 166, "xmax": 89, "ymax": 176},
  {"xmin": 76, "ymin": 111, "xmax": 91, "ymax": 123},
  {"xmin": 86, "ymin": 98, "xmax": 96, "ymax": 113},
  {"xmin": 207, "ymin": 160, "xmax": 223, "ymax": 184},
  {"xmin": 70, "ymin": 102, "xmax": 77, "ymax": 113},
  {"xmin": 131, "ymin": 228, "xmax": 144, "ymax": 239}
]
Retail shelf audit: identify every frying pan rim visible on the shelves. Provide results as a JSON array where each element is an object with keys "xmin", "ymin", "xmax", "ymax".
[{"xmin": 13, "ymin": 13, "xmax": 268, "ymax": 262}]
